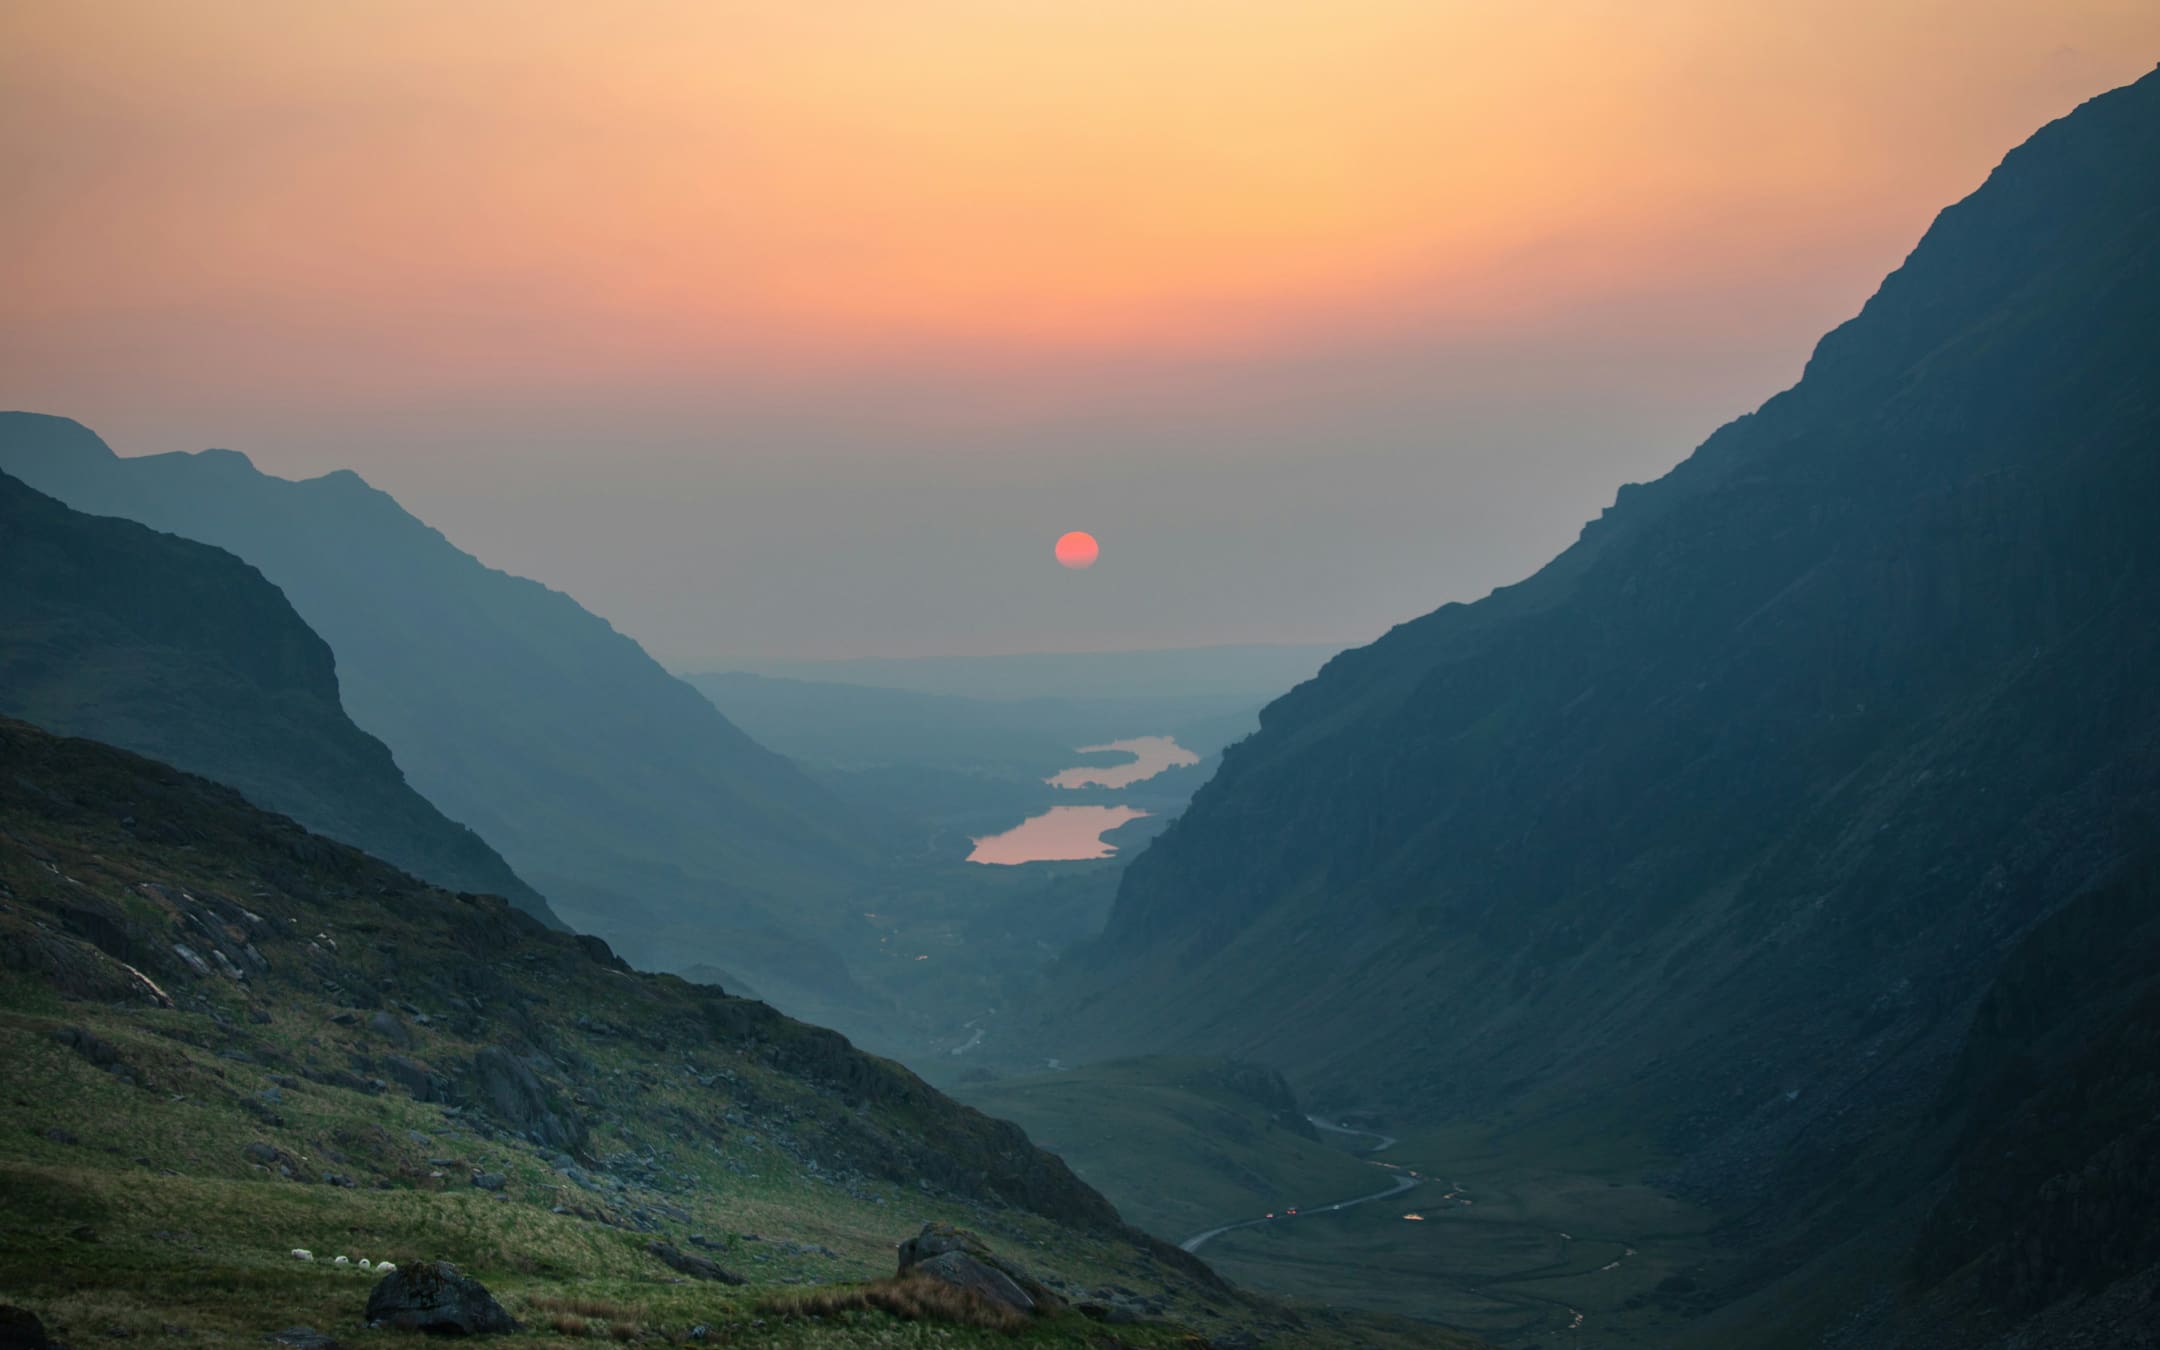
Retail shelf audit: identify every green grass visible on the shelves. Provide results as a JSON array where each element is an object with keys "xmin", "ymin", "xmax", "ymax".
[
  {"xmin": 0, "ymin": 718, "xmax": 1441, "ymax": 1349},
  {"xmin": 1195, "ymin": 1117, "xmax": 1723, "ymax": 1347},
  {"xmin": 953, "ymin": 1058, "xmax": 1383, "ymax": 1245}
]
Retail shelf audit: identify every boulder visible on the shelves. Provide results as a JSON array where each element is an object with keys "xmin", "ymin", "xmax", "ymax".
[
  {"xmin": 362, "ymin": 1262, "xmax": 516, "ymax": 1335},
  {"xmin": 894, "ymin": 1222, "xmax": 1060, "ymax": 1315},
  {"xmin": 367, "ymin": 1012, "xmax": 413, "ymax": 1048},
  {"xmin": 0, "ymin": 1305, "xmax": 52, "ymax": 1350},
  {"xmin": 911, "ymin": 1250, "xmax": 1037, "ymax": 1313}
]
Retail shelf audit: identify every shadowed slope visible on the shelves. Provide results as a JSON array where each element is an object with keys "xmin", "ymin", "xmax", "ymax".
[
  {"xmin": 0, "ymin": 417, "xmax": 890, "ymax": 983},
  {"xmin": 0, "ymin": 470, "xmax": 557, "ymax": 924},
  {"xmin": 1048, "ymin": 65, "xmax": 2160, "ymax": 1195}
]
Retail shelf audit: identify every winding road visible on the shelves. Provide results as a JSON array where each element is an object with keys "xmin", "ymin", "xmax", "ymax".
[
  {"xmin": 1178, "ymin": 1114, "xmax": 1415, "ymax": 1253},
  {"xmin": 1305, "ymin": 1114, "xmax": 1397, "ymax": 1152}
]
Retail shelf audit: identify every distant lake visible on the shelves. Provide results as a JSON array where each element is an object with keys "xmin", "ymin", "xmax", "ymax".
[
  {"xmin": 967, "ymin": 804, "xmax": 1150, "ymax": 865},
  {"xmin": 970, "ymin": 735, "xmax": 1198, "ymax": 864},
  {"xmin": 1043, "ymin": 735, "xmax": 1200, "ymax": 790}
]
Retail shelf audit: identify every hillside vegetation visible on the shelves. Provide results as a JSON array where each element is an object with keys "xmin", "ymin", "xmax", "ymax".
[{"xmin": 0, "ymin": 717, "xmax": 1459, "ymax": 1349}]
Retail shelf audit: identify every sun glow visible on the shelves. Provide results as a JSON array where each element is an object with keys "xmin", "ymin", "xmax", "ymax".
[
  {"xmin": 5, "ymin": 0, "xmax": 2152, "ymax": 407},
  {"xmin": 1055, "ymin": 532, "xmax": 1100, "ymax": 570}
]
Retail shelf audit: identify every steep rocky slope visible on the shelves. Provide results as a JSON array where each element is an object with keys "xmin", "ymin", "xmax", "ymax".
[
  {"xmin": 0, "ymin": 716, "xmax": 1457, "ymax": 1347},
  {"xmin": 0, "ymin": 415, "xmax": 892, "ymax": 997},
  {"xmin": 1041, "ymin": 60, "xmax": 2160, "ymax": 1270},
  {"xmin": 0, "ymin": 471, "xmax": 555, "ymax": 924}
]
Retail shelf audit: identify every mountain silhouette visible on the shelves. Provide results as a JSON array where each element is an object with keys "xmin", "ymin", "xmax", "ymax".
[
  {"xmin": 0, "ymin": 416, "xmax": 886, "ymax": 987},
  {"xmin": 1037, "ymin": 66, "xmax": 2160, "ymax": 1327},
  {"xmin": 0, "ymin": 469, "xmax": 557, "ymax": 924}
]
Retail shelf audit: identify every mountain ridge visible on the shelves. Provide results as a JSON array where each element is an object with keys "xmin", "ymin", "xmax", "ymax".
[
  {"xmin": 0, "ymin": 469, "xmax": 559, "ymax": 925},
  {"xmin": 0, "ymin": 415, "xmax": 892, "ymax": 994},
  {"xmin": 1039, "ymin": 61, "xmax": 2160, "ymax": 1248}
]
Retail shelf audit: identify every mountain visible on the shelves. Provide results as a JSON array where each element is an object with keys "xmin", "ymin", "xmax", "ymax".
[
  {"xmin": 0, "ymin": 417, "xmax": 888, "ymax": 990},
  {"xmin": 1034, "ymin": 65, "xmax": 2160, "ymax": 1339},
  {"xmin": 0, "ymin": 715, "xmax": 1447, "ymax": 1350},
  {"xmin": 729, "ymin": 644, "xmax": 1343, "ymax": 702},
  {"xmin": 684, "ymin": 670, "xmax": 1259, "ymax": 779},
  {"xmin": 0, "ymin": 470, "xmax": 556, "ymax": 925}
]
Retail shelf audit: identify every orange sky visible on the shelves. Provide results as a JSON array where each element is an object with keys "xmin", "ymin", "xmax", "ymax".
[
  {"xmin": 3, "ymin": 3, "xmax": 2156, "ymax": 659},
  {"xmin": 9, "ymin": 3, "xmax": 2154, "ymax": 373}
]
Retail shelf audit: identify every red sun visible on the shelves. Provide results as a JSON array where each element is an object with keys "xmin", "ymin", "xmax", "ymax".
[{"xmin": 1055, "ymin": 531, "xmax": 1100, "ymax": 569}]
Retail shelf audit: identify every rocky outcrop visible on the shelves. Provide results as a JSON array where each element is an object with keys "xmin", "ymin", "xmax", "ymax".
[
  {"xmin": 362, "ymin": 1262, "xmax": 516, "ymax": 1335},
  {"xmin": 645, "ymin": 1241, "xmax": 745, "ymax": 1284},
  {"xmin": 896, "ymin": 1223, "xmax": 1062, "ymax": 1316},
  {"xmin": 468, "ymin": 1047, "xmax": 586, "ymax": 1156}
]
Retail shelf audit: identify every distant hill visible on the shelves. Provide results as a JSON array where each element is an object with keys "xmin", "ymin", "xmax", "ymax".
[
  {"xmin": 0, "ymin": 469, "xmax": 557, "ymax": 925},
  {"xmin": 0, "ymin": 416, "xmax": 887, "ymax": 993},
  {"xmin": 725, "ymin": 644, "xmax": 1343, "ymax": 702},
  {"xmin": 682, "ymin": 670, "xmax": 1261, "ymax": 779},
  {"xmin": 1035, "ymin": 65, "xmax": 2160, "ymax": 1346}
]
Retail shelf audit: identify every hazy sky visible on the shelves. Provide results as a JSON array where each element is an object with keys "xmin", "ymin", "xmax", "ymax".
[{"xmin": 5, "ymin": 4, "xmax": 2155, "ymax": 665}]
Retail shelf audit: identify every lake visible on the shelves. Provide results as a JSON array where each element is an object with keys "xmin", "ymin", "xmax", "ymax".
[
  {"xmin": 966, "ymin": 804, "xmax": 1151, "ymax": 865},
  {"xmin": 968, "ymin": 735, "xmax": 1198, "ymax": 864},
  {"xmin": 1043, "ymin": 735, "xmax": 1200, "ymax": 789}
]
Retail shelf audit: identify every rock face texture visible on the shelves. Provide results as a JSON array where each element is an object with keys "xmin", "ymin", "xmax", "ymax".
[
  {"xmin": 0, "ymin": 468, "xmax": 555, "ymax": 925},
  {"xmin": 896, "ymin": 1222, "xmax": 1063, "ymax": 1315},
  {"xmin": 363, "ymin": 1262, "xmax": 517, "ymax": 1335},
  {"xmin": 469, "ymin": 1047, "xmax": 588, "ymax": 1156}
]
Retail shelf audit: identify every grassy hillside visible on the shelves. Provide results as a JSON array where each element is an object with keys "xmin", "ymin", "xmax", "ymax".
[
  {"xmin": 0, "ymin": 469, "xmax": 555, "ymax": 925},
  {"xmin": 0, "ymin": 717, "xmax": 1457, "ymax": 1349},
  {"xmin": 952, "ymin": 1059, "xmax": 1382, "ymax": 1245}
]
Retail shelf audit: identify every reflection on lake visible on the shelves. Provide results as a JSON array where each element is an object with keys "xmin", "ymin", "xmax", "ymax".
[
  {"xmin": 1044, "ymin": 735, "xmax": 1200, "ymax": 790},
  {"xmin": 967, "ymin": 805, "xmax": 1150, "ymax": 865}
]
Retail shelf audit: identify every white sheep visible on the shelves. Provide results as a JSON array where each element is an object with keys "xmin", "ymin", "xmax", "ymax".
[
  {"xmin": 290, "ymin": 1248, "xmax": 313, "ymax": 1261},
  {"xmin": 358, "ymin": 1259, "xmax": 372, "ymax": 1271},
  {"xmin": 374, "ymin": 1261, "xmax": 397, "ymax": 1275},
  {"xmin": 333, "ymin": 1255, "xmax": 349, "ymax": 1267}
]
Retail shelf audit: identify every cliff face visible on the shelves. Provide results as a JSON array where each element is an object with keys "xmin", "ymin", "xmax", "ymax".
[
  {"xmin": 1042, "ymin": 67, "xmax": 2160, "ymax": 1193},
  {"xmin": 0, "ymin": 470, "xmax": 558, "ymax": 924}
]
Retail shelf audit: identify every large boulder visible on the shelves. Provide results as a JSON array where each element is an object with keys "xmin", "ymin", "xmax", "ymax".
[
  {"xmin": 0, "ymin": 1305, "xmax": 52, "ymax": 1350},
  {"xmin": 363, "ymin": 1262, "xmax": 516, "ymax": 1335},
  {"xmin": 895, "ymin": 1223, "xmax": 1061, "ymax": 1315},
  {"xmin": 911, "ymin": 1251, "xmax": 1038, "ymax": 1313}
]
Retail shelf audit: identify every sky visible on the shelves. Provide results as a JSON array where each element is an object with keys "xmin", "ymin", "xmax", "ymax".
[{"xmin": 5, "ymin": 3, "xmax": 2156, "ymax": 665}]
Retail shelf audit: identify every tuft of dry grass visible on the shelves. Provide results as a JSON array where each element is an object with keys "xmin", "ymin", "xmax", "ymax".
[
  {"xmin": 761, "ymin": 1273, "xmax": 1027, "ymax": 1334},
  {"xmin": 548, "ymin": 1312, "xmax": 590, "ymax": 1336}
]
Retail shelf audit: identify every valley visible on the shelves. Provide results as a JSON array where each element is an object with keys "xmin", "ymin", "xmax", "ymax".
[{"xmin": 3, "ymin": 33, "xmax": 2156, "ymax": 1350}]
